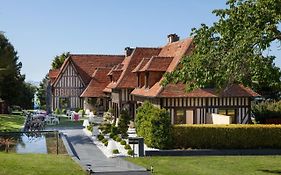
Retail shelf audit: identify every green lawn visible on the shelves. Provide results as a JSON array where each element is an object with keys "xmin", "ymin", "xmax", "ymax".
[
  {"xmin": 126, "ymin": 156, "xmax": 281, "ymax": 175},
  {"xmin": 0, "ymin": 114, "xmax": 25, "ymax": 131},
  {"xmin": 0, "ymin": 153, "xmax": 85, "ymax": 175}
]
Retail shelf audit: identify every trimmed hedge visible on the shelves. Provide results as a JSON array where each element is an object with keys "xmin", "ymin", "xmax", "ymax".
[
  {"xmin": 172, "ymin": 124, "xmax": 281, "ymax": 149},
  {"xmin": 253, "ymin": 101, "xmax": 281, "ymax": 123}
]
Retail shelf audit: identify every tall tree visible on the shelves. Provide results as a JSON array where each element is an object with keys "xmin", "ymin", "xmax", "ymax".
[
  {"xmin": 51, "ymin": 52, "xmax": 69, "ymax": 69},
  {"xmin": 164, "ymin": 0, "xmax": 281, "ymax": 99}
]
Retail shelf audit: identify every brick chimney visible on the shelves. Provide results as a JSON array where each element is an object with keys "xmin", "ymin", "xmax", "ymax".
[
  {"xmin": 167, "ymin": 33, "xmax": 179, "ymax": 43},
  {"xmin": 125, "ymin": 47, "xmax": 134, "ymax": 57}
]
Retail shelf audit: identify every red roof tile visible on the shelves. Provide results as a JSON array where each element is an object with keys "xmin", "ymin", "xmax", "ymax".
[
  {"xmin": 80, "ymin": 67, "xmax": 113, "ymax": 97},
  {"xmin": 53, "ymin": 54, "xmax": 124, "ymax": 86},
  {"xmin": 139, "ymin": 56, "xmax": 173, "ymax": 72},
  {"xmin": 48, "ymin": 69, "xmax": 60, "ymax": 84},
  {"xmin": 132, "ymin": 58, "xmax": 150, "ymax": 73},
  {"xmin": 131, "ymin": 38, "xmax": 193, "ymax": 97},
  {"xmin": 104, "ymin": 47, "xmax": 161, "ymax": 90}
]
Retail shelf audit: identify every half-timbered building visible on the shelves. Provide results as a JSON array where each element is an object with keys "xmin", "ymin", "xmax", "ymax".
[
  {"xmin": 131, "ymin": 34, "xmax": 260, "ymax": 124},
  {"xmin": 49, "ymin": 54, "xmax": 124, "ymax": 111}
]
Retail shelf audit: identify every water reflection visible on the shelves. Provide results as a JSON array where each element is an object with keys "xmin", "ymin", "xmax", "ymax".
[{"xmin": 16, "ymin": 134, "xmax": 47, "ymax": 154}]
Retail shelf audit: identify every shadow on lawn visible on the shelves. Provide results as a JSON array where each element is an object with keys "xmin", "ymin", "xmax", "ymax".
[{"xmin": 258, "ymin": 169, "xmax": 281, "ymax": 174}]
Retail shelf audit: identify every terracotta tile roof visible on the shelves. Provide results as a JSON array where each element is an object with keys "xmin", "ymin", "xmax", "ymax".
[
  {"xmin": 139, "ymin": 56, "xmax": 173, "ymax": 72},
  {"xmin": 131, "ymin": 38, "xmax": 193, "ymax": 97},
  {"xmin": 70, "ymin": 54, "xmax": 124, "ymax": 85},
  {"xmin": 132, "ymin": 58, "xmax": 150, "ymax": 73},
  {"xmin": 53, "ymin": 54, "xmax": 124, "ymax": 86},
  {"xmin": 48, "ymin": 69, "xmax": 60, "ymax": 84},
  {"xmin": 80, "ymin": 67, "xmax": 113, "ymax": 97},
  {"xmin": 104, "ymin": 47, "xmax": 161, "ymax": 90}
]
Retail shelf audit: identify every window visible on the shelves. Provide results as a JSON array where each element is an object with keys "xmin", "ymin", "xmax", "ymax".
[
  {"xmin": 218, "ymin": 108, "xmax": 236, "ymax": 123},
  {"xmin": 174, "ymin": 109, "xmax": 186, "ymax": 124}
]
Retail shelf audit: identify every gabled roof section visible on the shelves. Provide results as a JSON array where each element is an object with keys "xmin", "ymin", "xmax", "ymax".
[
  {"xmin": 80, "ymin": 67, "xmax": 113, "ymax": 98},
  {"xmin": 158, "ymin": 84, "xmax": 260, "ymax": 97},
  {"xmin": 52, "ymin": 54, "xmax": 124, "ymax": 87},
  {"xmin": 139, "ymin": 56, "xmax": 173, "ymax": 72},
  {"xmin": 48, "ymin": 69, "xmax": 60, "ymax": 84},
  {"xmin": 105, "ymin": 47, "xmax": 161, "ymax": 90},
  {"xmin": 131, "ymin": 38, "xmax": 193, "ymax": 97},
  {"xmin": 132, "ymin": 58, "xmax": 150, "ymax": 73}
]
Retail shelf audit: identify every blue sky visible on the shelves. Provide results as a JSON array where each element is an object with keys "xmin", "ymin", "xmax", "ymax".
[{"xmin": 0, "ymin": 0, "xmax": 280, "ymax": 82}]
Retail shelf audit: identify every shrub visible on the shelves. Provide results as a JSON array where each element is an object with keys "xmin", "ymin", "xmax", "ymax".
[
  {"xmin": 87, "ymin": 125, "xmax": 93, "ymax": 132},
  {"xmin": 136, "ymin": 101, "xmax": 172, "ymax": 149},
  {"xmin": 118, "ymin": 109, "xmax": 130, "ymax": 138},
  {"xmin": 97, "ymin": 134, "xmax": 104, "ymax": 141},
  {"xmin": 102, "ymin": 138, "xmax": 108, "ymax": 144},
  {"xmin": 172, "ymin": 124, "xmax": 281, "ymax": 149},
  {"xmin": 61, "ymin": 109, "xmax": 66, "ymax": 114},
  {"xmin": 124, "ymin": 144, "xmax": 131, "ymax": 150},
  {"xmin": 120, "ymin": 140, "xmax": 126, "ymax": 145},
  {"xmin": 110, "ymin": 133, "xmax": 116, "ymax": 138},
  {"xmin": 112, "ymin": 149, "xmax": 119, "ymax": 154},
  {"xmin": 253, "ymin": 101, "xmax": 281, "ymax": 123},
  {"xmin": 116, "ymin": 137, "xmax": 122, "ymax": 142},
  {"xmin": 113, "ymin": 135, "xmax": 118, "ymax": 141},
  {"xmin": 104, "ymin": 140, "xmax": 108, "ymax": 146},
  {"xmin": 111, "ymin": 126, "xmax": 119, "ymax": 135},
  {"xmin": 54, "ymin": 108, "xmax": 61, "ymax": 115},
  {"xmin": 127, "ymin": 149, "xmax": 134, "ymax": 156}
]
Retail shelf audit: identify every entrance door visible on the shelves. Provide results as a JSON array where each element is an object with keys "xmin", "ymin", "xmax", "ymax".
[{"xmin": 186, "ymin": 110, "xmax": 194, "ymax": 124}]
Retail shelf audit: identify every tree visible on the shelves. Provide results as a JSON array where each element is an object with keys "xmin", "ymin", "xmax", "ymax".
[
  {"xmin": 51, "ymin": 52, "xmax": 69, "ymax": 69},
  {"xmin": 37, "ymin": 74, "xmax": 49, "ymax": 109},
  {"xmin": 164, "ymin": 0, "xmax": 281, "ymax": 99},
  {"xmin": 0, "ymin": 32, "xmax": 29, "ymax": 106},
  {"xmin": 117, "ymin": 109, "xmax": 130, "ymax": 138}
]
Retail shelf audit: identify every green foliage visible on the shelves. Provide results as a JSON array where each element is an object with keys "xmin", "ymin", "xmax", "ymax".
[
  {"xmin": 117, "ymin": 109, "xmax": 130, "ymax": 138},
  {"xmin": 136, "ymin": 101, "xmax": 172, "ymax": 149},
  {"xmin": 87, "ymin": 125, "xmax": 93, "ymax": 132},
  {"xmin": 97, "ymin": 134, "xmax": 104, "ymax": 141},
  {"xmin": 111, "ymin": 126, "xmax": 119, "ymax": 135},
  {"xmin": 253, "ymin": 101, "xmax": 281, "ymax": 123},
  {"xmin": 172, "ymin": 124, "xmax": 281, "ymax": 149},
  {"xmin": 0, "ymin": 33, "xmax": 36, "ymax": 108},
  {"xmin": 104, "ymin": 141, "xmax": 108, "ymax": 146},
  {"xmin": 113, "ymin": 135, "xmax": 118, "ymax": 141},
  {"xmin": 51, "ymin": 52, "xmax": 69, "ymax": 69},
  {"xmin": 109, "ymin": 133, "xmax": 116, "ymax": 138},
  {"xmin": 120, "ymin": 140, "xmax": 126, "ymax": 145},
  {"xmin": 101, "ymin": 138, "xmax": 107, "ymax": 144},
  {"xmin": 54, "ymin": 108, "xmax": 61, "ymax": 115},
  {"xmin": 116, "ymin": 137, "xmax": 122, "ymax": 142},
  {"xmin": 124, "ymin": 144, "xmax": 131, "ymax": 150},
  {"xmin": 61, "ymin": 109, "xmax": 66, "ymax": 114},
  {"xmin": 112, "ymin": 149, "xmax": 119, "ymax": 154},
  {"xmin": 163, "ymin": 0, "xmax": 281, "ymax": 99},
  {"xmin": 78, "ymin": 109, "xmax": 85, "ymax": 117},
  {"xmin": 37, "ymin": 74, "xmax": 48, "ymax": 109},
  {"xmin": 127, "ymin": 149, "xmax": 134, "ymax": 156}
]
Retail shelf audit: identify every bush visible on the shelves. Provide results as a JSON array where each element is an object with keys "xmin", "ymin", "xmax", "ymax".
[
  {"xmin": 111, "ymin": 126, "xmax": 119, "ymax": 135},
  {"xmin": 116, "ymin": 137, "xmax": 122, "ymax": 142},
  {"xmin": 120, "ymin": 140, "xmax": 126, "ymax": 145},
  {"xmin": 87, "ymin": 125, "xmax": 93, "ymax": 132},
  {"xmin": 55, "ymin": 108, "xmax": 61, "ymax": 115},
  {"xmin": 61, "ymin": 109, "xmax": 66, "ymax": 114},
  {"xmin": 112, "ymin": 149, "xmax": 119, "ymax": 154},
  {"xmin": 127, "ymin": 149, "xmax": 134, "ymax": 156},
  {"xmin": 136, "ymin": 101, "xmax": 172, "ymax": 149},
  {"xmin": 118, "ymin": 109, "xmax": 130, "ymax": 138},
  {"xmin": 113, "ymin": 135, "xmax": 118, "ymax": 141},
  {"xmin": 104, "ymin": 140, "xmax": 108, "ymax": 146},
  {"xmin": 110, "ymin": 133, "xmax": 116, "ymax": 138},
  {"xmin": 124, "ymin": 144, "xmax": 131, "ymax": 150},
  {"xmin": 97, "ymin": 134, "xmax": 104, "ymax": 141},
  {"xmin": 101, "ymin": 138, "xmax": 108, "ymax": 144},
  {"xmin": 253, "ymin": 101, "xmax": 281, "ymax": 123},
  {"xmin": 172, "ymin": 124, "xmax": 281, "ymax": 149}
]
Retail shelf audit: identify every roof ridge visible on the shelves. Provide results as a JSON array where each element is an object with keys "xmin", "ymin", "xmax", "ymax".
[{"xmin": 70, "ymin": 54, "xmax": 125, "ymax": 57}]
